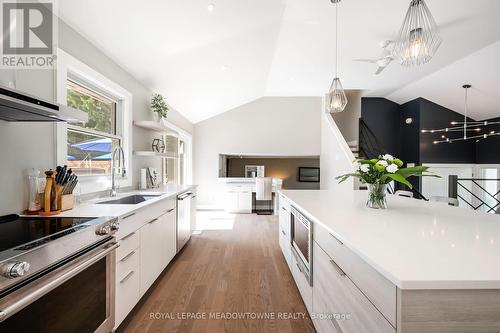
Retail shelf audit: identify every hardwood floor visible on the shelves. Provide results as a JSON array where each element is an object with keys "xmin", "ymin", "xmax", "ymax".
[{"xmin": 118, "ymin": 212, "xmax": 315, "ymax": 333}]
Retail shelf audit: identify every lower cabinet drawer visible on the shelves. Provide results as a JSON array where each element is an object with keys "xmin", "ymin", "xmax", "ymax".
[
  {"xmin": 116, "ymin": 247, "xmax": 140, "ymax": 280},
  {"xmin": 115, "ymin": 264, "xmax": 140, "ymax": 327},
  {"xmin": 116, "ymin": 230, "xmax": 140, "ymax": 262},
  {"xmin": 313, "ymin": 224, "xmax": 396, "ymax": 326},
  {"xmin": 291, "ymin": 250, "xmax": 312, "ymax": 314},
  {"xmin": 313, "ymin": 242, "xmax": 395, "ymax": 333}
]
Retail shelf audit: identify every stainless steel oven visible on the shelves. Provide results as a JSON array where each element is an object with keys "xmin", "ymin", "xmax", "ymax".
[
  {"xmin": 0, "ymin": 215, "xmax": 119, "ymax": 333},
  {"xmin": 290, "ymin": 206, "xmax": 312, "ymax": 285}
]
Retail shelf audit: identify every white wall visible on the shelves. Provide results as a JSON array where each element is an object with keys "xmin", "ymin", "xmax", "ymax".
[
  {"xmin": 330, "ymin": 90, "xmax": 363, "ymax": 144},
  {"xmin": 0, "ymin": 19, "xmax": 193, "ymax": 215},
  {"xmin": 320, "ymin": 100, "xmax": 355, "ymax": 192},
  {"xmin": 193, "ymin": 96, "xmax": 322, "ymax": 208}
]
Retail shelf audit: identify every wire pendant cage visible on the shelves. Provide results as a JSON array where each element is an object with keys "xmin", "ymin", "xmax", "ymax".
[{"xmin": 394, "ymin": 0, "xmax": 442, "ymax": 67}]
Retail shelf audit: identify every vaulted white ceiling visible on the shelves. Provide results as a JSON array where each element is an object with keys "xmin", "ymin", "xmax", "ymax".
[{"xmin": 58, "ymin": 0, "xmax": 500, "ymax": 123}]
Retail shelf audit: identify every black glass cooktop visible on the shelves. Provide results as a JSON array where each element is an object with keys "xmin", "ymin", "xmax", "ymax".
[{"xmin": 0, "ymin": 215, "xmax": 95, "ymax": 252}]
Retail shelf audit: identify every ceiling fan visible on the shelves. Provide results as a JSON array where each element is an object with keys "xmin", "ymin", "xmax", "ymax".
[{"xmin": 354, "ymin": 40, "xmax": 394, "ymax": 75}]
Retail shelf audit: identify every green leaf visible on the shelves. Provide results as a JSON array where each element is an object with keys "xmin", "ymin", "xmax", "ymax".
[
  {"xmin": 335, "ymin": 173, "xmax": 362, "ymax": 184},
  {"xmin": 381, "ymin": 173, "xmax": 413, "ymax": 188}
]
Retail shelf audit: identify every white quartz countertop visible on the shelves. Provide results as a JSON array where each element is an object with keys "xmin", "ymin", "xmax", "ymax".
[
  {"xmin": 217, "ymin": 177, "xmax": 283, "ymax": 184},
  {"xmin": 280, "ymin": 189, "xmax": 500, "ymax": 290},
  {"xmin": 56, "ymin": 184, "xmax": 196, "ymax": 218}
]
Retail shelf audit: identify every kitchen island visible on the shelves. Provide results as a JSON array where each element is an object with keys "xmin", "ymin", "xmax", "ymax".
[{"xmin": 278, "ymin": 189, "xmax": 500, "ymax": 333}]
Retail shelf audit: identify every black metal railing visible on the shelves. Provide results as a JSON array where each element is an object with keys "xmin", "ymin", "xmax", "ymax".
[
  {"xmin": 449, "ymin": 175, "xmax": 500, "ymax": 213},
  {"xmin": 358, "ymin": 118, "xmax": 387, "ymax": 159},
  {"xmin": 358, "ymin": 118, "xmax": 428, "ymax": 200}
]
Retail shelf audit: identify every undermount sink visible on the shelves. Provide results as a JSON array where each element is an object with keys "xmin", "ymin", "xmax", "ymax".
[{"xmin": 98, "ymin": 194, "xmax": 162, "ymax": 205}]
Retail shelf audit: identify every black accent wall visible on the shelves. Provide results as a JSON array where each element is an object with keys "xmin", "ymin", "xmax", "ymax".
[
  {"xmin": 361, "ymin": 98, "xmax": 400, "ymax": 157},
  {"xmin": 361, "ymin": 97, "xmax": 497, "ymax": 164},
  {"xmin": 419, "ymin": 98, "xmax": 476, "ymax": 163},
  {"xmin": 360, "ymin": 97, "xmax": 500, "ymax": 193},
  {"xmin": 476, "ymin": 117, "xmax": 500, "ymax": 164},
  {"xmin": 398, "ymin": 99, "xmax": 421, "ymax": 192}
]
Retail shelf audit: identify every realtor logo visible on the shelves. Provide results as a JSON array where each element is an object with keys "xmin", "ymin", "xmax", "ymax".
[{"xmin": 1, "ymin": 0, "xmax": 57, "ymax": 68}]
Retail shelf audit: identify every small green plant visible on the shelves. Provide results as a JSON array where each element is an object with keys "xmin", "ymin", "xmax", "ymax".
[
  {"xmin": 151, "ymin": 93, "xmax": 169, "ymax": 118},
  {"xmin": 337, "ymin": 154, "xmax": 438, "ymax": 188}
]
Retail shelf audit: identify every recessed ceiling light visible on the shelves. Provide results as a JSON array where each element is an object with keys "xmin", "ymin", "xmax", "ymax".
[
  {"xmin": 221, "ymin": 65, "xmax": 229, "ymax": 71},
  {"xmin": 207, "ymin": 3, "xmax": 215, "ymax": 12}
]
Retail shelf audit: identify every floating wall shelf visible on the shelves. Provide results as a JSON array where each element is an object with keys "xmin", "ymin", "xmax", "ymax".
[
  {"xmin": 133, "ymin": 150, "xmax": 178, "ymax": 159},
  {"xmin": 133, "ymin": 120, "xmax": 179, "ymax": 136}
]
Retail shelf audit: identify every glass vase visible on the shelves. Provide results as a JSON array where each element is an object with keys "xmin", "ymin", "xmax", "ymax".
[{"xmin": 367, "ymin": 183, "xmax": 388, "ymax": 209}]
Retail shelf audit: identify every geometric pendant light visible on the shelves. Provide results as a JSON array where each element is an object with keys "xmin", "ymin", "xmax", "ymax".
[
  {"xmin": 394, "ymin": 0, "xmax": 442, "ymax": 67},
  {"xmin": 326, "ymin": 0, "xmax": 348, "ymax": 113}
]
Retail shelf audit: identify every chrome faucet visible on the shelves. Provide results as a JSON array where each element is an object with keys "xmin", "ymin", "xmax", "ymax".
[{"xmin": 110, "ymin": 146, "xmax": 126, "ymax": 197}]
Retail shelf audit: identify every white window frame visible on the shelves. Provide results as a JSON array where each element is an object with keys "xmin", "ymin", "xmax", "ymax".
[
  {"xmin": 55, "ymin": 49, "xmax": 132, "ymax": 194},
  {"xmin": 167, "ymin": 121, "xmax": 193, "ymax": 185}
]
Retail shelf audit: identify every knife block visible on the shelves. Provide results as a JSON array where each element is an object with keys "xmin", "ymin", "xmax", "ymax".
[{"xmin": 61, "ymin": 194, "xmax": 74, "ymax": 211}]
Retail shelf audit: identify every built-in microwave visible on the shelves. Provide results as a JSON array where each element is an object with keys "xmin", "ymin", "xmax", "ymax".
[{"xmin": 290, "ymin": 206, "xmax": 312, "ymax": 285}]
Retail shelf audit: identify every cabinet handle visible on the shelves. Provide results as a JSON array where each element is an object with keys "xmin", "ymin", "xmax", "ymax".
[
  {"xmin": 296, "ymin": 262, "xmax": 303, "ymax": 273},
  {"xmin": 329, "ymin": 259, "xmax": 346, "ymax": 277},
  {"xmin": 120, "ymin": 250, "xmax": 136, "ymax": 262},
  {"xmin": 281, "ymin": 230, "xmax": 286, "ymax": 236},
  {"xmin": 120, "ymin": 270, "xmax": 135, "ymax": 284},
  {"xmin": 121, "ymin": 231, "xmax": 135, "ymax": 241},
  {"xmin": 329, "ymin": 233, "xmax": 343, "ymax": 245},
  {"xmin": 148, "ymin": 218, "xmax": 159, "ymax": 224},
  {"xmin": 166, "ymin": 208, "xmax": 175, "ymax": 213},
  {"xmin": 191, "ymin": 195, "xmax": 196, "ymax": 199},
  {"xmin": 122, "ymin": 212, "xmax": 136, "ymax": 220}
]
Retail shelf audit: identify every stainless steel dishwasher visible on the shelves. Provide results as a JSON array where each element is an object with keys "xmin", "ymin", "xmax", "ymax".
[{"xmin": 176, "ymin": 191, "xmax": 193, "ymax": 252}]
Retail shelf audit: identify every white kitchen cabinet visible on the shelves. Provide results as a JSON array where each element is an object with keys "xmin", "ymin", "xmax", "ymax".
[
  {"xmin": 225, "ymin": 191, "xmax": 239, "ymax": 212},
  {"xmin": 290, "ymin": 251, "xmax": 313, "ymax": 314},
  {"xmin": 278, "ymin": 195, "xmax": 291, "ymax": 268},
  {"xmin": 114, "ymin": 193, "xmax": 192, "ymax": 329},
  {"xmin": 162, "ymin": 207, "xmax": 177, "ymax": 267},
  {"xmin": 140, "ymin": 209, "xmax": 176, "ymax": 294},
  {"xmin": 224, "ymin": 185, "xmax": 253, "ymax": 213},
  {"xmin": 313, "ymin": 242, "xmax": 395, "ymax": 333},
  {"xmin": 115, "ymin": 236, "xmax": 140, "ymax": 327},
  {"xmin": 115, "ymin": 264, "xmax": 140, "ymax": 327},
  {"xmin": 237, "ymin": 190, "xmax": 252, "ymax": 212}
]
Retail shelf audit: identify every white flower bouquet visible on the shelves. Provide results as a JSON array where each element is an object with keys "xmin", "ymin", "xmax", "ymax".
[{"xmin": 336, "ymin": 154, "xmax": 438, "ymax": 209}]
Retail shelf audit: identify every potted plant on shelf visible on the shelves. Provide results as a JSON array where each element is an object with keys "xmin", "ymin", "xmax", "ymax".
[
  {"xmin": 151, "ymin": 93, "xmax": 169, "ymax": 122},
  {"xmin": 336, "ymin": 154, "xmax": 438, "ymax": 209}
]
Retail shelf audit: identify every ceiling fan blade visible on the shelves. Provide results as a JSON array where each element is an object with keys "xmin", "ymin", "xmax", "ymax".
[
  {"xmin": 354, "ymin": 58, "xmax": 377, "ymax": 63},
  {"xmin": 375, "ymin": 66, "xmax": 385, "ymax": 75}
]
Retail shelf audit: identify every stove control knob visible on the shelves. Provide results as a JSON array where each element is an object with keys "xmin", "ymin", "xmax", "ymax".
[
  {"xmin": 96, "ymin": 225, "xmax": 111, "ymax": 236},
  {"xmin": 110, "ymin": 221, "xmax": 119, "ymax": 231},
  {"xmin": 1, "ymin": 261, "xmax": 30, "ymax": 279}
]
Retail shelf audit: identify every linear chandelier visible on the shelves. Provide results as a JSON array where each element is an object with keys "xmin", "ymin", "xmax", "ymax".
[
  {"xmin": 326, "ymin": 0, "xmax": 347, "ymax": 113},
  {"xmin": 421, "ymin": 84, "xmax": 500, "ymax": 144}
]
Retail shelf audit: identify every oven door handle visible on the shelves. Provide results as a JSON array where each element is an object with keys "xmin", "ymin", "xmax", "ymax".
[{"xmin": 0, "ymin": 241, "xmax": 119, "ymax": 323}]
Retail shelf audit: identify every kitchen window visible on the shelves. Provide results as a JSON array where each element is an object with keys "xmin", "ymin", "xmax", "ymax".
[
  {"xmin": 56, "ymin": 49, "xmax": 132, "ymax": 194},
  {"xmin": 66, "ymin": 79, "xmax": 122, "ymax": 176}
]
